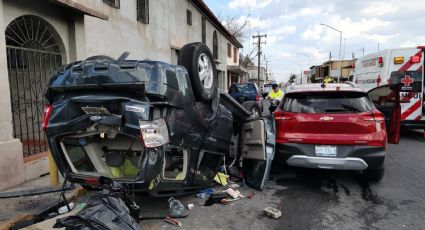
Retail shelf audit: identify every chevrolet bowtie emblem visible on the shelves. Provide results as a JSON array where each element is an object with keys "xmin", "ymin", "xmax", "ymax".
[{"xmin": 320, "ymin": 116, "xmax": 334, "ymax": 121}]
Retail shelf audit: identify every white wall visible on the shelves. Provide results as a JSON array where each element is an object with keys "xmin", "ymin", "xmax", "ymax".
[{"xmin": 81, "ymin": 0, "xmax": 233, "ymax": 89}]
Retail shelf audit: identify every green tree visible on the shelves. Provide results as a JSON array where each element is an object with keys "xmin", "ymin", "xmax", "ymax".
[{"xmin": 289, "ymin": 74, "xmax": 297, "ymax": 83}]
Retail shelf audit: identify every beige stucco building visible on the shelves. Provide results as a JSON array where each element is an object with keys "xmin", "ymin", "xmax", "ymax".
[{"xmin": 0, "ymin": 0, "xmax": 242, "ymax": 190}]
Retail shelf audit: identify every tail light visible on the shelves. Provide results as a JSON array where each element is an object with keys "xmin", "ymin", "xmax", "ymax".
[
  {"xmin": 255, "ymin": 94, "xmax": 260, "ymax": 102},
  {"xmin": 274, "ymin": 109, "xmax": 294, "ymax": 120},
  {"xmin": 139, "ymin": 118, "xmax": 169, "ymax": 148},
  {"xmin": 83, "ymin": 177, "xmax": 100, "ymax": 186},
  {"xmin": 42, "ymin": 104, "xmax": 52, "ymax": 130},
  {"xmin": 360, "ymin": 110, "xmax": 384, "ymax": 121},
  {"xmin": 361, "ymin": 110, "xmax": 386, "ymax": 147}
]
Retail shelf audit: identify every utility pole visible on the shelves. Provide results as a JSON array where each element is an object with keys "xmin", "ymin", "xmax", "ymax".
[
  {"xmin": 265, "ymin": 60, "xmax": 269, "ymax": 83},
  {"xmin": 378, "ymin": 43, "xmax": 380, "ymax": 51},
  {"xmin": 253, "ymin": 33, "xmax": 267, "ymax": 87}
]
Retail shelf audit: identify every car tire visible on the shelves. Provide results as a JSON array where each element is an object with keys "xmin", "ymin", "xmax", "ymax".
[
  {"xmin": 363, "ymin": 167, "xmax": 385, "ymax": 182},
  {"xmin": 178, "ymin": 42, "xmax": 218, "ymax": 101},
  {"xmin": 242, "ymin": 101, "xmax": 262, "ymax": 118}
]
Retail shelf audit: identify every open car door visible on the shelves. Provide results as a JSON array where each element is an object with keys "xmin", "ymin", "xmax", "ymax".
[
  {"xmin": 368, "ymin": 71, "xmax": 423, "ymax": 144},
  {"xmin": 240, "ymin": 116, "xmax": 275, "ymax": 190}
]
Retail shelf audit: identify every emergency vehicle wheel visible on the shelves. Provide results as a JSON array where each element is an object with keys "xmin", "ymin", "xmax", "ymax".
[{"xmin": 178, "ymin": 42, "xmax": 218, "ymax": 101}]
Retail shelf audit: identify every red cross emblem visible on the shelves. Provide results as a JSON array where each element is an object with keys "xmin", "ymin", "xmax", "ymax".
[{"xmin": 401, "ymin": 75, "xmax": 414, "ymax": 87}]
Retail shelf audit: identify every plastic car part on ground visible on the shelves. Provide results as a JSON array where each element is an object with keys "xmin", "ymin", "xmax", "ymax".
[
  {"xmin": 54, "ymin": 177, "xmax": 140, "ymax": 230},
  {"xmin": 263, "ymin": 207, "xmax": 282, "ymax": 219},
  {"xmin": 197, "ymin": 188, "xmax": 214, "ymax": 198}
]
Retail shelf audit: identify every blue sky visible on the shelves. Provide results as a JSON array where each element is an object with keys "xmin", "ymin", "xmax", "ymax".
[{"xmin": 204, "ymin": 0, "xmax": 425, "ymax": 83}]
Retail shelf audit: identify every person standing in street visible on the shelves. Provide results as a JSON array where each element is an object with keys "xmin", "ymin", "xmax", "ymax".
[{"xmin": 266, "ymin": 84, "xmax": 284, "ymax": 113}]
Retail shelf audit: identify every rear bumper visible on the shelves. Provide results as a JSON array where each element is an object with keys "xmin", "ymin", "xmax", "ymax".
[
  {"xmin": 286, "ymin": 156, "xmax": 368, "ymax": 170},
  {"xmin": 276, "ymin": 143, "xmax": 385, "ymax": 170}
]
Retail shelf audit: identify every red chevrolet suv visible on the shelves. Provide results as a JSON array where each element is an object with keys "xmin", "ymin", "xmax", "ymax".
[{"xmin": 275, "ymin": 83, "xmax": 386, "ymax": 182}]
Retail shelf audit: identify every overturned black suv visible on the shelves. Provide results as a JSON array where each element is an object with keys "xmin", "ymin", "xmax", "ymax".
[{"xmin": 43, "ymin": 43, "xmax": 275, "ymax": 196}]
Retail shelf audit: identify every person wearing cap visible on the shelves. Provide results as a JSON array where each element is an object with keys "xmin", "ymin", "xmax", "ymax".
[{"xmin": 266, "ymin": 84, "xmax": 284, "ymax": 100}]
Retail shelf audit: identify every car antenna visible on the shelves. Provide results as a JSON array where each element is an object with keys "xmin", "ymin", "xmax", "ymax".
[{"xmin": 118, "ymin": 51, "xmax": 130, "ymax": 63}]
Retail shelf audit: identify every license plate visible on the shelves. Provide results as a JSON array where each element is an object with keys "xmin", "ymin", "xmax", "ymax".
[
  {"xmin": 315, "ymin": 145, "xmax": 337, "ymax": 157},
  {"xmin": 81, "ymin": 107, "xmax": 111, "ymax": 115}
]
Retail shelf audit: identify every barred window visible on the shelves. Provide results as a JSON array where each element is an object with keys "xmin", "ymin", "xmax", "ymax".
[
  {"xmin": 137, "ymin": 0, "xmax": 149, "ymax": 24},
  {"xmin": 202, "ymin": 17, "xmax": 206, "ymax": 43},
  {"xmin": 103, "ymin": 0, "xmax": 120, "ymax": 8},
  {"xmin": 213, "ymin": 31, "xmax": 218, "ymax": 59},
  {"xmin": 186, "ymin": 10, "xmax": 192, "ymax": 25}
]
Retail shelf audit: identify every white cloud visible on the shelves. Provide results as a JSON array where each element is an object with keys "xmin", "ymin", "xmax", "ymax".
[
  {"xmin": 400, "ymin": 36, "xmax": 425, "ymax": 48},
  {"xmin": 281, "ymin": 6, "xmax": 324, "ymax": 20},
  {"xmin": 301, "ymin": 24, "xmax": 324, "ymax": 41},
  {"xmin": 361, "ymin": 2, "xmax": 397, "ymax": 16},
  {"xmin": 228, "ymin": 0, "xmax": 273, "ymax": 9},
  {"xmin": 268, "ymin": 25, "xmax": 297, "ymax": 35},
  {"xmin": 235, "ymin": 16, "xmax": 271, "ymax": 29}
]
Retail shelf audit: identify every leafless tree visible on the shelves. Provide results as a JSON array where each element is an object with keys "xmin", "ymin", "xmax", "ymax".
[{"xmin": 218, "ymin": 15, "xmax": 248, "ymax": 43}]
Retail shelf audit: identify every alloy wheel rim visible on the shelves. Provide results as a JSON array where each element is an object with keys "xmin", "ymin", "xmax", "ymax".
[{"xmin": 198, "ymin": 53, "xmax": 214, "ymax": 89}]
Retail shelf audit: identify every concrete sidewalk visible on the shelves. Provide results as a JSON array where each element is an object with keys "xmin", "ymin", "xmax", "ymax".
[{"xmin": 0, "ymin": 175, "xmax": 66, "ymax": 222}]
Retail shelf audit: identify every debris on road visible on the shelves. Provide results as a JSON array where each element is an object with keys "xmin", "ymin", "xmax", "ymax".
[
  {"xmin": 168, "ymin": 197, "xmax": 187, "ymax": 218},
  {"xmin": 54, "ymin": 177, "xmax": 140, "ymax": 230},
  {"xmin": 165, "ymin": 216, "xmax": 183, "ymax": 227},
  {"xmin": 225, "ymin": 188, "xmax": 245, "ymax": 199},
  {"xmin": 263, "ymin": 207, "xmax": 282, "ymax": 219},
  {"xmin": 57, "ymin": 202, "xmax": 74, "ymax": 214},
  {"xmin": 214, "ymin": 172, "xmax": 229, "ymax": 186},
  {"xmin": 204, "ymin": 193, "xmax": 228, "ymax": 206},
  {"xmin": 247, "ymin": 191, "xmax": 255, "ymax": 199},
  {"xmin": 187, "ymin": 203, "xmax": 194, "ymax": 210},
  {"xmin": 197, "ymin": 188, "xmax": 214, "ymax": 199}
]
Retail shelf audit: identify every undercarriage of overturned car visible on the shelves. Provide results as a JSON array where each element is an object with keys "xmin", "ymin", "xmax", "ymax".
[{"xmin": 42, "ymin": 43, "xmax": 275, "ymax": 196}]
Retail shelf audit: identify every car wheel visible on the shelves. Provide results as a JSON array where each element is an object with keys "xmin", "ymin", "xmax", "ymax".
[
  {"xmin": 178, "ymin": 42, "xmax": 218, "ymax": 101},
  {"xmin": 242, "ymin": 101, "xmax": 262, "ymax": 118},
  {"xmin": 363, "ymin": 167, "xmax": 385, "ymax": 182}
]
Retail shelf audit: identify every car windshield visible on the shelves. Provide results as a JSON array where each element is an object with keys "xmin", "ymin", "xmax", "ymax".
[
  {"xmin": 235, "ymin": 84, "xmax": 257, "ymax": 94},
  {"xmin": 282, "ymin": 91, "xmax": 374, "ymax": 113}
]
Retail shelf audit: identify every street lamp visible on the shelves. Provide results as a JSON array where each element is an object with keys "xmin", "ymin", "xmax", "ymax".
[{"xmin": 320, "ymin": 23, "xmax": 342, "ymax": 83}]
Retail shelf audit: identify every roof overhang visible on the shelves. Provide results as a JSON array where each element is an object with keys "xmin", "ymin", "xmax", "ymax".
[
  {"xmin": 50, "ymin": 0, "xmax": 109, "ymax": 20},
  {"xmin": 228, "ymin": 65, "xmax": 248, "ymax": 74}
]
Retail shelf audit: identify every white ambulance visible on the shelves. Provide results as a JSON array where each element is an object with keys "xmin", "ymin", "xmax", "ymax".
[{"xmin": 352, "ymin": 46, "xmax": 424, "ymax": 129}]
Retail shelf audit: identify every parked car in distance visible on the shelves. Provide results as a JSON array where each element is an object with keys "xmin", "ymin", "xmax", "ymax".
[
  {"xmin": 228, "ymin": 83, "xmax": 263, "ymax": 115},
  {"xmin": 274, "ymin": 83, "xmax": 387, "ymax": 182},
  {"xmin": 262, "ymin": 83, "xmax": 273, "ymax": 98}
]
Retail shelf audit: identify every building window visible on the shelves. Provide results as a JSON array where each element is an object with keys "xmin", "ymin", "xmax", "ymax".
[
  {"xmin": 186, "ymin": 10, "xmax": 192, "ymax": 25},
  {"xmin": 137, "ymin": 0, "xmax": 149, "ymax": 24},
  {"xmin": 233, "ymin": 47, "xmax": 238, "ymax": 63},
  {"xmin": 227, "ymin": 43, "xmax": 231, "ymax": 58},
  {"xmin": 213, "ymin": 31, "xmax": 218, "ymax": 59},
  {"xmin": 202, "ymin": 17, "xmax": 206, "ymax": 43},
  {"xmin": 103, "ymin": 0, "xmax": 120, "ymax": 8}
]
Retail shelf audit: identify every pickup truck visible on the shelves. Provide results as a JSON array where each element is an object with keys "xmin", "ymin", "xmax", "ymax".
[{"xmin": 42, "ymin": 43, "xmax": 275, "ymax": 196}]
